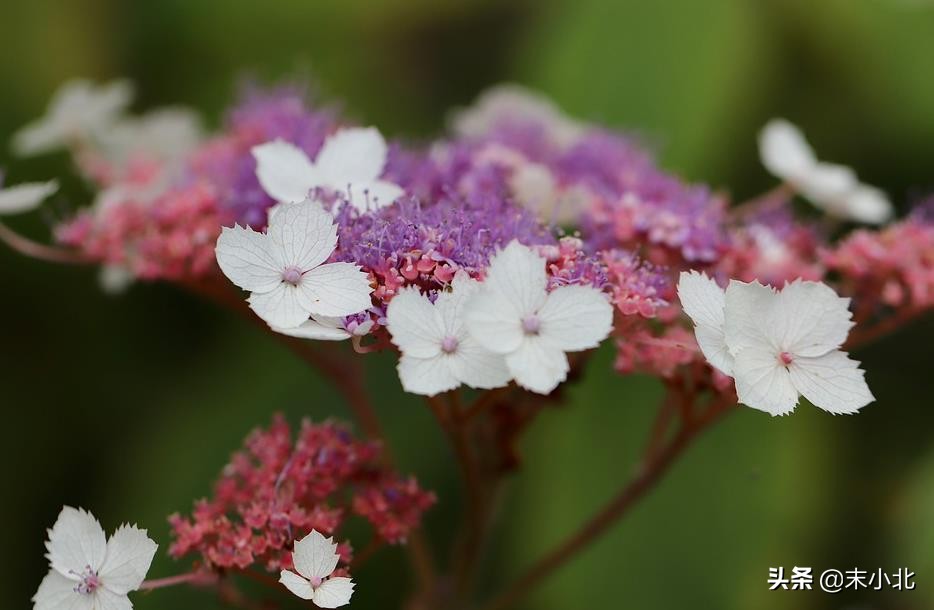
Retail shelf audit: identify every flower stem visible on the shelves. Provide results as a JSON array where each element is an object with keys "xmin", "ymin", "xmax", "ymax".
[
  {"xmin": 0, "ymin": 221, "xmax": 89, "ymax": 264},
  {"xmin": 139, "ymin": 571, "xmax": 215, "ymax": 590},
  {"xmin": 477, "ymin": 394, "xmax": 733, "ymax": 610}
]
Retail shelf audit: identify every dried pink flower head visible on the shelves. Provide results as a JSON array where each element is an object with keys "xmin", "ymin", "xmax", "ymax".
[{"xmin": 168, "ymin": 414, "xmax": 435, "ymax": 573}]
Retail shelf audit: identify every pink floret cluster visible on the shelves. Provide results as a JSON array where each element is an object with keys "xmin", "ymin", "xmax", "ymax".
[
  {"xmin": 168, "ymin": 415, "xmax": 435, "ymax": 573},
  {"xmin": 823, "ymin": 215, "xmax": 934, "ymax": 313},
  {"xmin": 57, "ymin": 183, "xmax": 229, "ymax": 281},
  {"xmin": 30, "ymin": 83, "xmax": 934, "ymax": 387}
]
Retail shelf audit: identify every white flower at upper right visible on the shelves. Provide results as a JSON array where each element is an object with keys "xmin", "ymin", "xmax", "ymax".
[
  {"xmin": 678, "ymin": 271, "xmax": 874, "ymax": 416},
  {"xmin": 758, "ymin": 118, "xmax": 892, "ymax": 225},
  {"xmin": 464, "ymin": 241, "xmax": 613, "ymax": 394}
]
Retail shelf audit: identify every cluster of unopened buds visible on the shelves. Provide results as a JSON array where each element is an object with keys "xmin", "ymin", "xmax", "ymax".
[{"xmin": 4, "ymin": 79, "xmax": 931, "ymax": 610}]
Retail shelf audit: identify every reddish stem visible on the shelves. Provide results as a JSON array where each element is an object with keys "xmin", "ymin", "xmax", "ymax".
[
  {"xmin": 477, "ymin": 395, "xmax": 733, "ymax": 610},
  {"xmin": 139, "ymin": 571, "xmax": 216, "ymax": 590},
  {"xmin": 0, "ymin": 222, "xmax": 89, "ymax": 264}
]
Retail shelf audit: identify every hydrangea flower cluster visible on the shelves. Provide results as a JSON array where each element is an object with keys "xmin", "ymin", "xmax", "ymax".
[
  {"xmin": 168, "ymin": 415, "xmax": 435, "ymax": 572},
  {"xmin": 5, "ymin": 78, "xmax": 933, "ymax": 610}
]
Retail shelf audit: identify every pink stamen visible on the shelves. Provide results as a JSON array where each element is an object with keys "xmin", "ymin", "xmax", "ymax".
[
  {"xmin": 73, "ymin": 566, "xmax": 101, "ymax": 595},
  {"xmin": 441, "ymin": 336, "xmax": 459, "ymax": 354},
  {"xmin": 779, "ymin": 351, "xmax": 794, "ymax": 365},
  {"xmin": 310, "ymin": 576, "xmax": 324, "ymax": 588},
  {"xmin": 282, "ymin": 266, "xmax": 303, "ymax": 285},
  {"xmin": 521, "ymin": 314, "xmax": 541, "ymax": 335}
]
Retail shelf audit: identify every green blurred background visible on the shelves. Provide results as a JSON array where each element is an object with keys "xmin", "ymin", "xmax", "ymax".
[{"xmin": 2, "ymin": 1, "xmax": 933, "ymax": 609}]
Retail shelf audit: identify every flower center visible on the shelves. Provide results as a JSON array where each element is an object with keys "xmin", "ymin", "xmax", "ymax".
[
  {"xmin": 73, "ymin": 566, "xmax": 101, "ymax": 595},
  {"xmin": 281, "ymin": 266, "xmax": 303, "ymax": 286},
  {"xmin": 441, "ymin": 336, "xmax": 459, "ymax": 354},
  {"xmin": 779, "ymin": 351, "xmax": 794, "ymax": 366},
  {"xmin": 309, "ymin": 576, "xmax": 324, "ymax": 589},
  {"xmin": 521, "ymin": 314, "xmax": 541, "ymax": 335}
]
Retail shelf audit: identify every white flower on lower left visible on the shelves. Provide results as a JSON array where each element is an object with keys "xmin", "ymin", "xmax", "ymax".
[
  {"xmin": 279, "ymin": 530, "xmax": 354, "ymax": 608},
  {"xmin": 33, "ymin": 506, "xmax": 158, "ymax": 610}
]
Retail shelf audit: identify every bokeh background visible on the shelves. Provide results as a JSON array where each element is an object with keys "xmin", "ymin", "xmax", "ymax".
[{"xmin": 2, "ymin": 1, "xmax": 933, "ymax": 609}]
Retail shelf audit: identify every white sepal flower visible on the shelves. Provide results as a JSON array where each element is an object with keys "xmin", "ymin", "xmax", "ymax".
[
  {"xmin": 677, "ymin": 272, "xmax": 875, "ymax": 416},
  {"xmin": 215, "ymin": 199, "xmax": 372, "ymax": 329},
  {"xmin": 253, "ymin": 127, "xmax": 403, "ymax": 212},
  {"xmin": 279, "ymin": 530, "xmax": 354, "ymax": 608},
  {"xmin": 272, "ymin": 316, "xmax": 374, "ymax": 342},
  {"xmin": 0, "ymin": 179, "xmax": 58, "ymax": 215},
  {"xmin": 98, "ymin": 107, "xmax": 203, "ymax": 167},
  {"xmin": 387, "ymin": 270, "xmax": 511, "ymax": 396},
  {"xmin": 33, "ymin": 506, "xmax": 157, "ymax": 610},
  {"xmin": 464, "ymin": 241, "xmax": 613, "ymax": 394},
  {"xmin": 758, "ymin": 119, "xmax": 893, "ymax": 224},
  {"xmin": 451, "ymin": 84, "xmax": 584, "ymax": 149},
  {"xmin": 14, "ymin": 79, "xmax": 133, "ymax": 156}
]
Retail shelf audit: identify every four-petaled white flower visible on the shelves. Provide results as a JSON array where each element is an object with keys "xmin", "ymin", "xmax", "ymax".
[
  {"xmin": 465, "ymin": 241, "xmax": 613, "ymax": 394},
  {"xmin": 279, "ymin": 530, "xmax": 355, "ymax": 608},
  {"xmin": 215, "ymin": 199, "xmax": 372, "ymax": 329},
  {"xmin": 0, "ymin": 179, "xmax": 58, "ymax": 215},
  {"xmin": 253, "ymin": 127, "xmax": 403, "ymax": 212},
  {"xmin": 387, "ymin": 270, "xmax": 511, "ymax": 396},
  {"xmin": 758, "ymin": 118, "xmax": 893, "ymax": 225},
  {"xmin": 14, "ymin": 79, "xmax": 134, "ymax": 157},
  {"xmin": 33, "ymin": 506, "xmax": 157, "ymax": 610},
  {"xmin": 678, "ymin": 271, "xmax": 875, "ymax": 416}
]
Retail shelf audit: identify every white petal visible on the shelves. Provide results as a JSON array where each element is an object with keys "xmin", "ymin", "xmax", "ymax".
[
  {"xmin": 299, "ymin": 262, "xmax": 373, "ymax": 318},
  {"xmin": 798, "ymin": 162, "xmax": 858, "ymax": 213},
  {"xmin": 271, "ymin": 318, "xmax": 351, "ymax": 341},
  {"xmin": 249, "ymin": 283, "xmax": 309, "ymax": 329},
  {"xmin": 694, "ymin": 324, "xmax": 734, "ymax": 376},
  {"xmin": 758, "ymin": 119, "xmax": 816, "ymax": 181},
  {"xmin": 677, "ymin": 270, "xmax": 725, "ymax": 330},
  {"xmin": 0, "ymin": 180, "xmax": 58, "ymax": 215},
  {"xmin": 93, "ymin": 588, "xmax": 132, "ymax": 610},
  {"xmin": 311, "ymin": 577, "xmax": 355, "ymax": 608},
  {"xmin": 98, "ymin": 525, "xmax": 158, "ymax": 594},
  {"xmin": 723, "ymin": 280, "xmax": 777, "ymax": 356},
  {"xmin": 99, "ymin": 265, "xmax": 134, "ymax": 296},
  {"xmin": 484, "ymin": 241, "xmax": 548, "ymax": 316},
  {"xmin": 46, "ymin": 506, "xmax": 108, "ymax": 576},
  {"xmin": 253, "ymin": 139, "xmax": 320, "ymax": 203},
  {"xmin": 13, "ymin": 121, "xmax": 64, "ymax": 157},
  {"xmin": 14, "ymin": 79, "xmax": 132, "ymax": 157},
  {"xmin": 537, "ymin": 285, "xmax": 613, "ymax": 351},
  {"xmin": 215, "ymin": 225, "xmax": 283, "ymax": 293},
  {"xmin": 397, "ymin": 354, "xmax": 461, "ymax": 396},
  {"xmin": 772, "ymin": 279, "xmax": 853, "ymax": 357},
  {"xmin": 344, "ymin": 180, "xmax": 404, "ymax": 212},
  {"xmin": 448, "ymin": 340, "xmax": 512, "ymax": 389},
  {"xmin": 315, "ymin": 127, "xmax": 389, "ymax": 186},
  {"xmin": 292, "ymin": 530, "xmax": 340, "ymax": 580},
  {"xmin": 33, "ymin": 569, "xmax": 92, "ymax": 610},
  {"xmin": 434, "ymin": 270, "xmax": 479, "ymax": 336},
  {"xmin": 386, "ymin": 288, "xmax": 445, "ymax": 359},
  {"xmin": 789, "ymin": 350, "xmax": 874, "ymax": 414},
  {"xmin": 844, "ymin": 185, "xmax": 893, "ymax": 225},
  {"xmin": 279, "ymin": 570, "xmax": 315, "ymax": 600},
  {"xmin": 266, "ymin": 200, "xmax": 338, "ymax": 270},
  {"xmin": 733, "ymin": 348, "xmax": 799, "ymax": 416},
  {"xmin": 464, "ymin": 289, "xmax": 524, "ymax": 355},
  {"xmin": 505, "ymin": 337, "xmax": 569, "ymax": 394}
]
